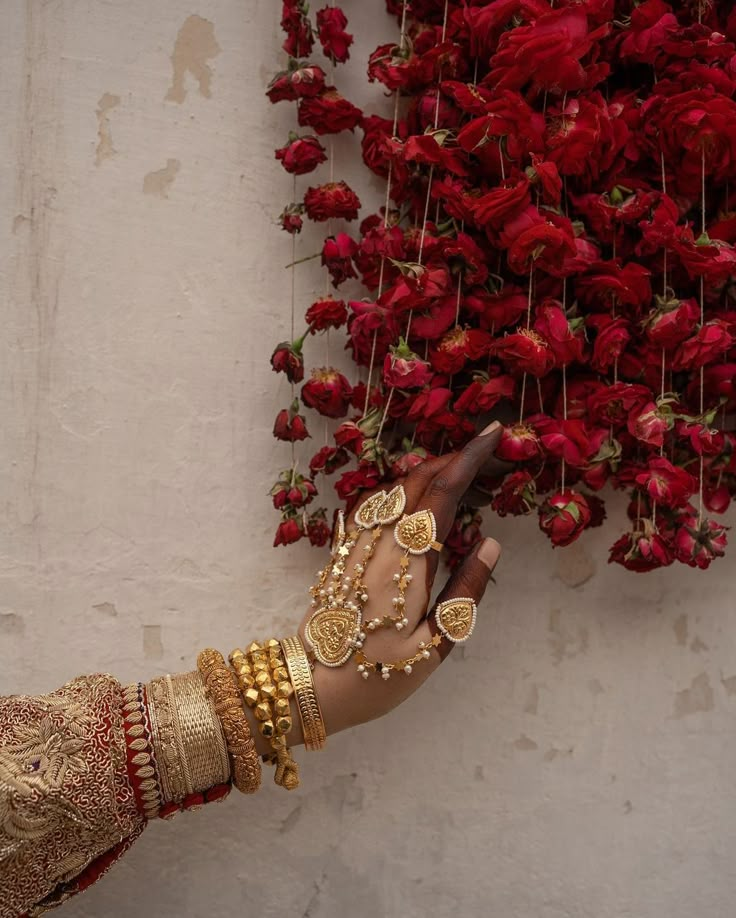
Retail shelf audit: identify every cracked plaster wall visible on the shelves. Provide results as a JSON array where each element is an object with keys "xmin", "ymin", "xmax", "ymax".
[{"xmin": 1, "ymin": 3, "xmax": 736, "ymax": 917}]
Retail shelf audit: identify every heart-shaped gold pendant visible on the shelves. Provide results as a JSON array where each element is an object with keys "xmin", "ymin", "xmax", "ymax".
[
  {"xmin": 374, "ymin": 484, "xmax": 406, "ymax": 525},
  {"xmin": 394, "ymin": 509, "xmax": 439, "ymax": 554},
  {"xmin": 305, "ymin": 604, "xmax": 361, "ymax": 667},
  {"xmin": 435, "ymin": 597, "xmax": 477, "ymax": 643},
  {"xmin": 355, "ymin": 490, "xmax": 387, "ymax": 529}
]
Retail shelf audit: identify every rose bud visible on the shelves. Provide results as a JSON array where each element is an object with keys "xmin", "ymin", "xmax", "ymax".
[
  {"xmin": 306, "ymin": 295, "xmax": 348, "ymax": 332},
  {"xmin": 281, "ymin": 4, "xmax": 314, "ymax": 58},
  {"xmin": 383, "ymin": 339, "xmax": 433, "ymax": 389},
  {"xmin": 309, "ymin": 445, "xmax": 350, "ymax": 476},
  {"xmin": 495, "ymin": 423, "xmax": 543, "ymax": 462},
  {"xmin": 307, "ymin": 509, "xmax": 331, "ymax": 547},
  {"xmin": 491, "ymin": 470, "xmax": 537, "ymax": 517},
  {"xmin": 304, "ymin": 181, "xmax": 361, "ymax": 222},
  {"xmin": 273, "ymin": 512, "xmax": 304, "ymax": 547},
  {"xmin": 279, "ymin": 203, "xmax": 305, "ymax": 234},
  {"xmin": 270, "ymin": 336, "xmax": 305, "ymax": 383},
  {"xmin": 273, "ymin": 400, "xmax": 310, "ymax": 442},
  {"xmin": 322, "ymin": 233, "xmax": 358, "ymax": 286},
  {"xmin": 634, "ymin": 457, "xmax": 697, "ymax": 509},
  {"xmin": 275, "ymin": 134, "xmax": 328, "ymax": 175},
  {"xmin": 271, "ymin": 470, "xmax": 317, "ymax": 510},
  {"xmin": 316, "ymin": 6, "xmax": 354, "ymax": 63},
  {"xmin": 388, "ymin": 442, "xmax": 430, "ymax": 478},
  {"xmin": 538, "ymin": 490, "xmax": 592, "ymax": 547},
  {"xmin": 608, "ymin": 524, "xmax": 674, "ymax": 572},
  {"xmin": 674, "ymin": 514, "xmax": 728, "ymax": 569},
  {"xmin": 301, "ymin": 367, "xmax": 353, "ymax": 418}
]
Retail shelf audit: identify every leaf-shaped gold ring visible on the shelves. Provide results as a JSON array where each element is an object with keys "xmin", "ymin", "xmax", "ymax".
[
  {"xmin": 394, "ymin": 509, "xmax": 443, "ymax": 554},
  {"xmin": 435, "ymin": 597, "xmax": 477, "ymax": 643}
]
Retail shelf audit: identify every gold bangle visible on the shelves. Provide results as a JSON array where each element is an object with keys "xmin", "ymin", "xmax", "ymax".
[
  {"xmin": 281, "ymin": 635, "xmax": 327, "ymax": 751},
  {"xmin": 197, "ymin": 648, "xmax": 262, "ymax": 795},
  {"xmin": 146, "ymin": 674, "xmax": 188, "ymax": 803},
  {"xmin": 168, "ymin": 671, "xmax": 231, "ymax": 793},
  {"xmin": 122, "ymin": 682, "xmax": 163, "ymax": 818},
  {"xmin": 232, "ymin": 641, "xmax": 300, "ymax": 790}
]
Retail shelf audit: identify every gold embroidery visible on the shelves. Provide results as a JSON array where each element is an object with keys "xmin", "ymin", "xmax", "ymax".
[{"xmin": 0, "ymin": 674, "xmax": 143, "ymax": 916}]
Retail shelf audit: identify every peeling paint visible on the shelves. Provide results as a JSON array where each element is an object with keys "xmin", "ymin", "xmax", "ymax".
[
  {"xmin": 92, "ymin": 601, "xmax": 118, "ymax": 617},
  {"xmin": 690, "ymin": 636, "xmax": 708, "ymax": 653},
  {"xmin": 0, "ymin": 612, "xmax": 25, "ymax": 636},
  {"xmin": 548, "ymin": 607, "xmax": 589, "ymax": 665},
  {"xmin": 588, "ymin": 678, "xmax": 605, "ymax": 695},
  {"xmin": 544, "ymin": 746, "xmax": 574, "ymax": 762},
  {"xmin": 165, "ymin": 15, "xmax": 221, "ymax": 104},
  {"xmin": 143, "ymin": 158, "xmax": 181, "ymax": 198},
  {"xmin": 555, "ymin": 541, "xmax": 596, "ymax": 587},
  {"xmin": 673, "ymin": 613, "xmax": 688, "ymax": 646},
  {"xmin": 513, "ymin": 734, "xmax": 538, "ymax": 751},
  {"xmin": 143, "ymin": 624, "xmax": 164, "ymax": 660},
  {"xmin": 721, "ymin": 673, "xmax": 736, "ymax": 696},
  {"xmin": 674, "ymin": 672, "xmax": 714, "ymax": 718},
  {"xmin": 94, "ymin": 92, "xmax": 120, "ymax": 165}
]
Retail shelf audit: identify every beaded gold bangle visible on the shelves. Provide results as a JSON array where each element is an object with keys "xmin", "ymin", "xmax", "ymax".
[
  {"xmin": 197, "ymin": 649, "xmax": 262, "ymax": 795},
  {"xmin": 281, "ymin": 635, "xmax": 326, "ymax": 751},
  {"xmin": 231, "ymin": 640, "xmax": 300, "ymax": 790}
]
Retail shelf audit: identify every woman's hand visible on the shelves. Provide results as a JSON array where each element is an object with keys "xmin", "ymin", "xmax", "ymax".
[{"xmin": 294, "ymin": 422, "xmax": 504, "ymax": 742}]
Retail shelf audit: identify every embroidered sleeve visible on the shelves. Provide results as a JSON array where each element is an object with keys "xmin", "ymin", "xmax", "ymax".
[{"xmin": 0, "ymin": 674, "xmax": 145, "ymax": 917}]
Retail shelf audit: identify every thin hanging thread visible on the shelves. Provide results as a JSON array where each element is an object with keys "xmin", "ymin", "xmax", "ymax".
[
  {"xmin": 376, "ymin": 0, "xmax": 450, "ymax": 444},
  {"xmin": 362, "ymin": 1, "xmax": 409, "ymax": 417}
]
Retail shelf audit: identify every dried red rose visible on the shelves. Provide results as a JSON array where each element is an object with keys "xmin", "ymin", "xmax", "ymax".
[
  {"xmin": 539, "ymin": 489, "xmax": 592, "ymax": 547},
  {"xmin": 271, "ymin": 338, "xmax": 305, "ymax": 383},
  {"xmin": 275, "ymin": 134, "xmax": 327, "ymax": 175},
  {"xmin": 383, "ymin": 340, "xmax": 433, "ymax": 390},
  {"xmin": 322, "ymin": 233, "xmax": 358, "ymax": 287},
  {"xmin": 298, "ymin": 88, "xmax": 363, "ymax": 135},
  {"xmin": 274, "ymin": 513, "xmax": 304, "ymax": 547},
  {"xmin": 304, "ymin": 181, "xmax": 361, "ymax": 222},
  {"xmin": 673, "ymin": 513, "xmax": 728, "ymax": 569},
  {"xmin": 301, "ymin": 367, "xmax": 353, "ymax": 418},
  {"xmin": 316, "ymin": 6, "xmax": 353, "ymax": 63},
  {"xmin": 273, "ymin": 401, "xmax": 310, "ymax": 442},
  {"xmin": 306, "ymin": 295, "xmax": 348, "ymax": 332}
]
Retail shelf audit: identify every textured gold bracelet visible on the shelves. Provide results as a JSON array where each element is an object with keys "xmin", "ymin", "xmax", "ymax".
[
  {"xmin": 197, "ymin": 648, "xmax": 262, "ymax": 795},
  {"xmin": 146, "ymin": 675, "xmax": 188, "ymax": 803},
  {"xmin": 122, "ymin": 682, "xmax": 163, "ymax": 818},
  {"xmin": 168, "ymin": 671, "xmax": 231, "ymax": 793},
  {"xmin": 281, "ymin": 635, "xmax": 327, "ymax": 751}
]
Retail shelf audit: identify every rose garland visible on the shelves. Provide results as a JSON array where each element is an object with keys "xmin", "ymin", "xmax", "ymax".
[{"xmin": 268, "ymin": 0, "xmax": 736, "ymax": 572}]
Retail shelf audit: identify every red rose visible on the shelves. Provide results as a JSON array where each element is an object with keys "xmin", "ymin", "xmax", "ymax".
[
  {"xmin": 534, "ymin": 301, "xmax": 585, "ymax": 367},
  {"xmin": 306, "ymin": 295, "xmax": 348, "ymax": 332},
  {"xmin": 644, "ymin": 295, "xmax": 699, "ymax": 350},
  {"xmin": 635, "ymin": 457, "xmax": 697, "ymax": 509},
  {"xmin": 608, "ymin": 525, "xmax": 674, "ymax": 572},
  {"xmin": 316, "ymin": 6, "xmax": 353, "ymax": 63},
  {"xmin": 348, "ymin": 299, "xmax": 398, "ymax": 366},
  {"xmin": 270, "ymin": 471, "xmax": 316, "ymax": 510},
  {"xmin": 383, "ymin": 340, "xmax": 433, "ymax": 389},
  {"xmin": 674, "ymin": 514, "xmax": 728, "ymax": 570},
  {"xmin": 309, "ymin": 445, "xmax": 350, "ymax": 476},
  {"xmin": 536, "ymin": 417, "xmax": 592, "ymax": 468},
  {"xmin": 279, "ymin": 204, "xmax": 304, "ymax": 234},
  {"xmin": 539, "ymin": 490, "xmax": 592, "ymax": 547},
  {"xmin": 470, "ymin": 177, "xmax": 532, "ymax": 232},
  {"xmin": 619, "ymin": 0, "xmax": 678, "ymax": 63},
  {"xmin": 389, "ymin": 444, "xmax": 430, "ymax": 478},
  {"xmin": 672, "ymin": 320, "xmax": 734, "ymax": 371},
  {"xmin": 275, "ymin": 134, "xmax": 327, "ymax": 175},
  {"xmin": 301, "ymin": 367, "xmax": 353, "ymax": 418},
  {"xmin": 335, "ymin": 464, "xmax": 381, "ymax": 501},
  {"xmin": 493, "ymin": 329, "xmax": 555, "ymax": 378},
  {"xmin": 430, "ymin": 327, "xmax": 493, "ymax": 374},
  {"xmin": 322, "ymin": 233, "xmax": 358, "ymax": 286},
  {"xmin": 406, "ymin": 387, "xmax": 452, "ymax": 422},
  {"xmin": 529, "ymin": 155, "xmax": 562, "ymax": 206},
  {"xmin": 589, "ymin": 316, "xmax": 631, "ymax": 374},
  {"xmin": 266, "ymin": 64, "xmax": 325, "ymax": 103},
  {"xmin": 491, "ymin": 470, "xmax": 537, "ymax": 517},
  {"xmin": 298, "ymin": 88, "xmax": 363, "ymax": 135},
  {"xmin": 506, "ymin": 220, "xmax": 577, "ymax": 277},
  {"xmin": 273, "ymin": 401, "xmax": 310, "ymax": 442},
  {"xmin": 280, "ymin": 0, "xmax": 314, "ymax": 58},
  {"xmin": 270, "ymin": 337, "xmax": 305, "ymax": 383},
  {"xmin": 488, "ymin": 7, "xmax": 610, "ymax": 93},
  {"xmin": 306, "ymin": 509, "xmax": 331, "ymax": 547},
  {"xmin": 403, "ymin": 133, "xmax": 469, "ymax": 177},
  {"xmin": 678, "ymin": 421, "xmax": 725, "ymax": 457},
  {"xmin": 445, "ymin": 507, "xmax": 484, "ymax": 573},
  {"xmin": 627, "ymin": 401, "xmax": 672, "ymax": 448},
  {"xmin": 274, "ymin": 513, "xmax": 304, "ymax": 547},
  {"xmin": 304, "ymin": 181, "xmax": 361, "ymax": 221},
  {"xmin": 588, "ymin": 382, "xmax": 650, "ymax": 426},
  {"xmin": 495, "ymin": 423, "xmax": 542, "ymax": 462},
  {"xmin": 334, "ymin": 420, "xmax": 365, "ymax": 455}
]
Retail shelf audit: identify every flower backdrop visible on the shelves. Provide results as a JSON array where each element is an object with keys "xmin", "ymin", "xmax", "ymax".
[{"xmin": 267, "ymin": 0, "xmax": 736, "ymax": 572}]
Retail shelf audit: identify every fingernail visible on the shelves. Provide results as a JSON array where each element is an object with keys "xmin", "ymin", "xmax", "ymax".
[
  {"xmin": 477, "ymin": 537, "xmax": 501, "ymax": 571},
  {"xmin": 479, "ymin": 420, "xmax": 501, "ymax": 437}
]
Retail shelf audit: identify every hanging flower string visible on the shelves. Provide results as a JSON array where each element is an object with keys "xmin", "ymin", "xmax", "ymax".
[{"xmin": 267, "ymin": 0, "xmax": 736, "ymax": 571}]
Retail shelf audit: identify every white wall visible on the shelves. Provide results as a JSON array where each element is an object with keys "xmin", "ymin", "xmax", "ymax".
[{"xmin": 2, "ymin": 3, "xmax": 736, "ymax": 916}]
